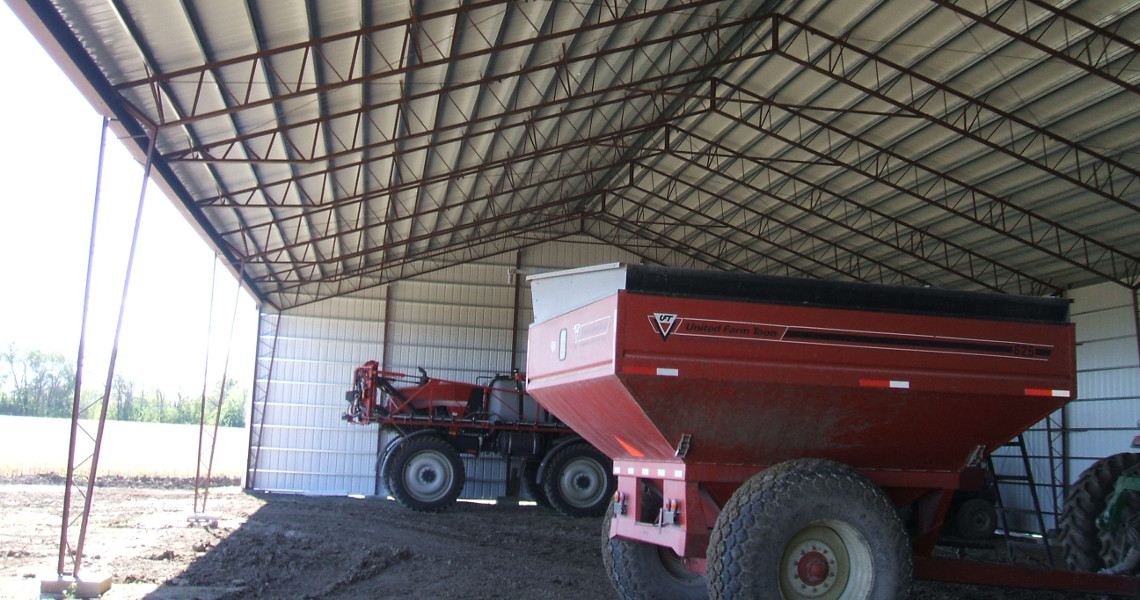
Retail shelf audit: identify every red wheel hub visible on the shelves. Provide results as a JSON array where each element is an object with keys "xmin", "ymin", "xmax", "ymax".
[{"xmin": 797, "ymin": 551, "xmax": 830, "ymax": 586}]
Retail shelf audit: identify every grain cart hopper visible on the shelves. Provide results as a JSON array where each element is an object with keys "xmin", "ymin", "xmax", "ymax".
[
  {"xmin": 344, "ymin": 362, "xmax": 614, "ymax": 516},
  {"xmin": 525, "ymin": 264, "xmax": 1135, "ymax": 599}
]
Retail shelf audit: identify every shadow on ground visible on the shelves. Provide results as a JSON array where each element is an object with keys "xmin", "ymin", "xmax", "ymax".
[{"xmin": 141, "ymin": 491, "xmax": 614, "ymax": 600}]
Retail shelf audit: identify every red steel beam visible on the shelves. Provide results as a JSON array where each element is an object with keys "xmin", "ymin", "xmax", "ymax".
[
  {"xmin": 661, "ymin": 127, "xmax": 1059, "ymax": 294},
  {"xmin": 915, "ymin": 556, "xmax": 1140, "ymax": 597},
  {"xmin": 113, "ymin": 0, "xmax": 738, "ymax": 130},
  {"xmin": 608, "ymin": 187, "xmax": 820, "ymax": 281},
  {"xmin": 928, "ymin": 0, "xmax": 1140, "ymax": 97},
  {"xmin": 625, "ymin": 164, "xmax": 929, "ymax": 287},
  {"xmin": 259, "ymin": 215, "xmax": 581, "ymax": 306},
  {"xmin": 711, "ymin": 81, "xmax": 1140, "ymax": 290},
  {"xmin": 776, "ymin": 16, "xmax": 1140, "ymax": 211}
]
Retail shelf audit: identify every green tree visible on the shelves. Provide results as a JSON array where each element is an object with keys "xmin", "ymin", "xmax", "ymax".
[
  {"xmin": 1, "ymin": 344, "xmax": 75, "ymax": 418},
  {"xmin": 0, "ymin": 344, "xmax": 247, "ymax": 427}
]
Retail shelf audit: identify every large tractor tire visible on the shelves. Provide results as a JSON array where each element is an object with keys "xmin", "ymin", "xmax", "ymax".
[
  {"xmin": 542, "ymin": 442, "xmax": 616, "ymax": 518},
  {"xmin": 1060, "ymin": 452, "xmax": 1140, "ymax": 573},
  {"xmin": 386, "ymin": 435, "xmax": 466, "ymax": 512},
  {"xmin": 602, "ymin": 500, "xmax": 708, "ymax": 600},
  {"xmin": 707, "ymin": 458, "xmax": 911, "ymax": 600}
]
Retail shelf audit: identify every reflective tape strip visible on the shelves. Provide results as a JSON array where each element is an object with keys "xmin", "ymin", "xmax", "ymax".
[
  {"xmin": 623, "ymin": 366, "xmax": 679, "ymax": 377},
  {"xmin": 859, "ymin": 379, "xmax": 910, "ymax": 389},
  {"xmin": 1025, "ymin": 388, "xmax": 1071, "ymax": 398}
]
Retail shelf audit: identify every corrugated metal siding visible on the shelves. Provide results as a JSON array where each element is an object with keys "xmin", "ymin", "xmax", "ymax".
[
  {"xmin": 247, "ymin": 238, "xmax": 634, "ymax": 497},
  {"xmin": 246, "ymin": 294, "xmax": 387, "ymax": 495},
  {"xmin": 1067, "ymin": 283, "xmax": 1140, "ymax": 472},
  {"xmin": 995, "ymin": 281, "xmax": 1140, "ymax": 531},
  {"xmin": 247, "ymin": 243, "xmax": 1140, "ymax": 536}
]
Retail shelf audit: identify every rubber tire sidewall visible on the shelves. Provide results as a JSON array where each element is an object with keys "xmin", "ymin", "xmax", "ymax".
[
  {"xmin": 953, "ymin": 497, "xmax": 998, "ymax": 540},
  {"xmin": 706, "ymin": 458, "xmax": 912, "ymax": 600},
  {"xmin": 602, "ymin": 500, "xmax": 708, "ymax": 600},
  {"xmin": 542, "ymin": 442, "xmax": 616, "ymax": 518},
  {"xmin": 387, "ymin": 435, "xmax": 466, "ymax": 512},
  {"xmin": 522, "ymin": 459, "xmax": 551, "ymax": 508},
  {"xmin": 1060, "ymin": 452, "xmax": 1140, "ymax": 572}
]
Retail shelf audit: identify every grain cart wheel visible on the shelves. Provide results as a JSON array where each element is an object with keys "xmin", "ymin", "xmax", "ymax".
[
  {"xmin": 387, "ymin": 435, "xmax": 466, "ymax": 512},
  {"xmin": 953, "ymin": 498, "xmax": 998, "ymax": 540},
  {"xmin": 542, "ymin": 442, "xmax": 616, "ymax": 517},
  {"xmin": 602, "ymin": 500, "xmax": 708, "ymax": 600},
  {"xmin": 707, "ymin": 458, "xmax": 911, "ymax": 600},
  {"xmin": 1060, "ymin": 452, "xmax": 1140, "ymax": 573}
]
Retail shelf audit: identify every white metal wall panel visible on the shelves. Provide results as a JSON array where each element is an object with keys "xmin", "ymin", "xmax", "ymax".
[
  {"xmin": 247, "ymin": 240, "xmax": 637, "ymax": 498},
  {"xmin": 997, "ymin": 282, "xmax": 1140, "ymax": 531},
  {"xmin": 247, "ymin": 295, "xmax": 387, "ymax": 495},
  {"xmin": 1067, "ymin": 283, "xmax": 1140, "ymax": 473},
  {"xmin": 247, "ymin": 244, "xmax": 1140, "ymax": 530}
]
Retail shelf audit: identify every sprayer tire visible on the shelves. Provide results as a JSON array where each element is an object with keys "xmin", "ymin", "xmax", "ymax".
[
  {"xmin": 1060, "ymin": 452, "xmax": 1140, "ymax": 573},
  {"xmin": 707, "ymin": 458, "xmax": 911, "ymax": 600},
  {"xmin": 602, "ymin": 501, "xmax": 708, "ymax": 600},
  {"xmin": 387, "ymin": 435, "xmax": 466, "ymax": 512},
  {"xmin": 522, "ymin": 459, "xmax": 551, "ymax": 508},
  {"xmin": 542, "ymin": 442, "xmax": 615, "ymax": 518}
]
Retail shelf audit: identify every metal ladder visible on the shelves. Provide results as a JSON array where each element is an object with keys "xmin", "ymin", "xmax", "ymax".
[{"xmin": 987, "ymin": 434, "xmax": 1055, "ymax": 567}]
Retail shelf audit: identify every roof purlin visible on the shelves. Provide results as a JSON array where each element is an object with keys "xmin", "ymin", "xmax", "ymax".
[{"xmin": 712, "ymin": 81, "xmax": 1140, "ymax": 290}]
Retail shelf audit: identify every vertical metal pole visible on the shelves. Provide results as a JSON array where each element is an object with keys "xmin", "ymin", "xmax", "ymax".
[
  {"xmin": 193, "ymin": 255, "xmax": 218, "ymax": 514},
  {"xmin": 245, "ymin": 309, "xmax": 281, "ymax": 490},
  {"xmin": 510, "ymin": 251, "xmax": 523, "ymax": 372},
  {"xmin": 196, "ymin": 262, "xmax": 246, "ymax": 513},
  {"xmin": 510, "ymin": 252, "xmax": 525, "ymax": 418},
  {"xmin": 74, "ymin": 127, "xmax": 158, "ymax": 576},
  {"xmin": 57, "ymin": 117, "xmax": 108, "ymax": 577},
  {"xmin": 381, "ymin": 285, "xmax": 393, "ymax": 372},
  {"xmin": 376, "ymin": 285, "xmax": 394, "ymax": 496},
  {"xmin": 1133, "ymin": 289, "xmax": 1140, "ymax": 387}
]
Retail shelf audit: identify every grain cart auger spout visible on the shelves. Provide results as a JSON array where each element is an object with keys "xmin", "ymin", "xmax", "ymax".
[
  {"xmin": 525, "ymin": 263, "xmax": 1140, "ymax": 599},
  {"xmin": 342, "ymin": 360, "xmax": 615, "ymax": 516}
]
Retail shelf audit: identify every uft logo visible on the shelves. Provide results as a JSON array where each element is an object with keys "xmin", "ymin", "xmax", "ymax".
[{"xmin": 651, "ymin": 313, "xmax": 680, "ymax": 340}]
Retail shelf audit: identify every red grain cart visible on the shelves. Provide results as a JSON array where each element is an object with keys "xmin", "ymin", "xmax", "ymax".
[{"xmin": 525, "ymin": 264, "xmax": 1134, "ymax": 599}]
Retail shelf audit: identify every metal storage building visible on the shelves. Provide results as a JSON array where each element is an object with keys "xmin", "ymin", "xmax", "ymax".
[{"xmin": 6, "ymin": 0, "xmax": 1140, "ymax": 547}]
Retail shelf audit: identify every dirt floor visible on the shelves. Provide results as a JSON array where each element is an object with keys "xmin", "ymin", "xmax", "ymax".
[{"xmin": 0, "ymin": 477, "xmax": 1117, "ymax": 599}]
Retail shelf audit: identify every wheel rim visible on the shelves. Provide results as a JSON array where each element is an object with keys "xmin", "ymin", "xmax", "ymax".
[
  {"xmin": 558, "ymin": 456, "xmax": 607, "ymax": 508},
  {"xmin": 779, "ymin": 520, "xmax": 874, "ymax": 600},
  {"xmin": 1100, "ymin": 494, "xmax": 1140, "ymax": 572},
  {"xmin": 656, "ymin": 546, "xmax": 705, "ymax": 587},
  {"xmin": 403, "ymin": 449, "xmax": 455, "ymax": 503}
]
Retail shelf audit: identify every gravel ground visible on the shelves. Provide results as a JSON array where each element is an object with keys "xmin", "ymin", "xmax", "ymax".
[{"xmin": 0, "ymin": 477, "xmax": 1115, "ymax": 599}]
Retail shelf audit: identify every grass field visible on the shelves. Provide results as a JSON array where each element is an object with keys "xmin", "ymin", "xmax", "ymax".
[{"xmin": 0, "ymin": 415, "xmax": 246, "ymax": 479}]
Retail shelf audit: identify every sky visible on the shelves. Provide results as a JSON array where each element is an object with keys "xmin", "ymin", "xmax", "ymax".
[{"xmin": 0, "ymin": 5, "xmax": 259, "ymax": 398}]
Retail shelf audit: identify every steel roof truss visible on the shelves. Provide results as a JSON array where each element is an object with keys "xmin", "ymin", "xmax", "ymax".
[
  {"xmin": 929, "ymin": 0, "xmax": 1140, "ymax": 96},
  {"xmin": 714, "ymin": 80, "xmax": 1140, "ymax": 289},
  {"xmin": 776, "ymin": 16, "xmax": 1140, "ymax": 211},
  {"xmin": 668, "ymin": 127, "xmax": 1059, "ymax": 294}
]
